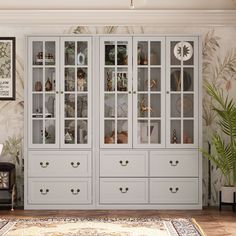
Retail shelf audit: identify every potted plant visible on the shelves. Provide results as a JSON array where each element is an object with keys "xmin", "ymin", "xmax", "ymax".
[{"xmin": 202, "ymin": 82, "xmax": 236, "ymax": 204}]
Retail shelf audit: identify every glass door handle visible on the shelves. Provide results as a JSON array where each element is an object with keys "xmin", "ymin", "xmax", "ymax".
[
  {"xmin": 56, "ymin": 91, "xmax": 59, "ymax": 94},
  {"xmin": 133, "ymin": 91, "xmax": 136, "ymax": 94},
  {"xmin": 60, "ymin": 91, "xmax": 64, "ymax": 94}
]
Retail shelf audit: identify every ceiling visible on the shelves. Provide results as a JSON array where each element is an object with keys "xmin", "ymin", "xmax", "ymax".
[{"xmin": 0, "ymin": 0, "xmax": 235, "ymax": 10}]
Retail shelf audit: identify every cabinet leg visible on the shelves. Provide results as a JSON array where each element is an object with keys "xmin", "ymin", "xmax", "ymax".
[
  {"xmin": 11, "ymin": 184, "xmax": 16, "ymax": 211},
  {"xmin": 233, "ymin": 192, "xmax": 236, "ymax": 212},
  {"xmin": 219, "ymin": 191, "xmax": 222, "ymax": 211}
]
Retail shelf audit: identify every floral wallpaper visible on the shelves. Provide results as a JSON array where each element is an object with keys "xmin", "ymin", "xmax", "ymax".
[{"xmin": 0, "ymin": 25, "xmax": 235, "ymax": 207}]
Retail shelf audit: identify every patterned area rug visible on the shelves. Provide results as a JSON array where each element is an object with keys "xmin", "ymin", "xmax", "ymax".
[{"xmin": 0, "ymin": 217, "xmax": 205, "ymax": 236}]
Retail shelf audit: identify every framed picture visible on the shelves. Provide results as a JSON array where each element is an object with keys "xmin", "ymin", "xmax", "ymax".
[{"xmin": 0, "ymin": 37, "xmax": 16, "ymax": 100}]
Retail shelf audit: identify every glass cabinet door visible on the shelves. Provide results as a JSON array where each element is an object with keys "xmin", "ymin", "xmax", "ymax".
[
  {"xmin": 133, "ymin": 37, "xmax": 165, "ymax": 148},
  {"xmin": 100, "ymin": 37, "xmax": 132, "ymax": 148},
  {"xmin": 28, "ymin": 37, "xmax": 60, "ymax": 148},
  {"xmin": 166, "ymin": 37, "xmax": 198, "ymax": 147},
  {"xmin": 60, "ymin": 37, "xmax": 91, "ymax": 148}
]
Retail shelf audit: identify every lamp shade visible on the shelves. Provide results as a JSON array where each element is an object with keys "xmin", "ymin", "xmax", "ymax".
[{"xmin": 0, "ymin": 144, "xmax": 3, "ymax": 155}]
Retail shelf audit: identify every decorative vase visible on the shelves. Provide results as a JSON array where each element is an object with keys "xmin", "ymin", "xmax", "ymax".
[
  {"xmin": 35, "ymin": 81, "xmax": 42, "ymax": 91},
  {"xmin": 45, "ymin": 78, "xmax": 52, "ymax": 91},
  {"xmin": 221, "ymin": 186, "xmax": 236, "ymax": 203},
  {"xmin": 77, "ymin": 52, "xmax": 85, "ymax": 65}
]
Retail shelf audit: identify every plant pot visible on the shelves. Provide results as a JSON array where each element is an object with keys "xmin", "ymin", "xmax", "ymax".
[{"xmin": 221, "ymin": 186, "xmax": 236, "ymax": 203}]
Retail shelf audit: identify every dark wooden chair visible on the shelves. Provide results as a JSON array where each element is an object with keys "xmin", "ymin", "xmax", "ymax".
[{"xmin": 0, "ymin": 162, "xmax": 16, "ymax": 211}]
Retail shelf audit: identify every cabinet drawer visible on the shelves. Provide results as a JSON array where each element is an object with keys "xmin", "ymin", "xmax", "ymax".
[
  {"xmin": 28, "ymin": 151, "xmax": 91, "ymax": 177},
  {"xmin": 100, "ymin": 178, "xmax": 148, "ymax": 204},
  {"xmin": 100, "ymin": 151, "xmax": 148, "ymax": 177},
  {"xmin": 28, "ymin": 178, "xmax": 91, "ymax": 204},
  {"xmin": 150, "ymin": 178, "xmax": 199, "ymax": 204},
  {"xmin": 150, "ymin": 151, "xmax": 198, "ymax": 177}
]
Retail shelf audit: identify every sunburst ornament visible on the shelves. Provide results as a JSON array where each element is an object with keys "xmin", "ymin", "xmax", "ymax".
[
  {"xmin": 0, "ymin": 171, "xmax": 9, "ymax": 189},
  {"xmin": 174, "ymin": 42, "xmax": 193, "ymax": 61}
]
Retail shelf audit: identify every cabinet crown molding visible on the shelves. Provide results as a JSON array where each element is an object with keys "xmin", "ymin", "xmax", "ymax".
[{"xmin": 0, "ymin": 10, "xmax": 236, "ymax": 26}]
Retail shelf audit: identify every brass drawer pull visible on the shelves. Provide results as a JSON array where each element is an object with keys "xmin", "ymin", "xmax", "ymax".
[
  {"xmin": 71, "ymin": 189, "xmax": 80, "ymax": 195},
  {"xmin": 169, "ymin": 187, "xmax": 179, "ymax": 193},
  {"xmin": 169, "ymin": 160, "xmax": 179, "ymax": 166},
  {"xmin": 119, "ymin": 160, "xmax": 129, "ymax": 166},
  {"xmin": 71, "ymin": 162, "xmax": 80, "ymax": 168},
  {"xmin": 40, "ymin": 189, "xmax": 49, "ymax": 195},
  {"xmin": 119, "ymin": 187, "xmax": 129, "ymax": 193},
  {"xmin": 40, "ymin": 162, "xmax": 49, "ymax": 168}
]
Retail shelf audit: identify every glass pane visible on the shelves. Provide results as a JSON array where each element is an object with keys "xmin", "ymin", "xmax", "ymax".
[
  {"xmin": 65, "ymin": 68, "xmax": 75, "ymax": 92},
  {"xmin": 33, "ymin": 68, "xmax": 43, "ymax": 92},
  {"xmin": 77, "ymin": 41, "xmax": 88, "ymax": 65},
  {"xmin": 150, "ymin": 120, "xmax": 161, "ymax": 144},
  {"xmin": 32, "ymin": 94, "xmax": 43, "ymax": 118},
  {"xmin": 117, "ymin": 69, "xmax": 128, "ymax": 92},
  {"xmin": 183, "ymin": 41, "xmax": 194, "ymax": 65},
  {"xmin": 104, "ymin": 68, "xmax": 115, "ymax": 91},
  {"xmin": 138, "ymin": 94, "xmax": 149, "ymax": 118},
  {"xmin": 171, "ymin": 41, "xmax": 181, "ymax": 65},
  {"xmin": 64, "ymin": 120, "xmax": 75, "ymax": 144},
  {"xmin": 105, "ymin": 94, "xmax": 115, "ymax": 118},
  {"xmin": 45, "ymin": 94, "xmax": 55, "ymax": 118},
  {"xmin": 170, "ymin": 120, "xmax": 181, "ymax": 144},
  {"xmin": 137, "ymin": 41, "xmax": 148, "ymax": 65},
  {"xmin": 150, "ymin": 41, "xmax": 161, "ymax": 65},
  {"xmin": 45, "ymin": 68, "xmax": 55, "ymax": 92},
  {"xmin": 77, "ymin": 120, "xmax": 88, "ymax": 144},
  {"xmin": 138, "ymin": 68, "xmax": 148, "ymax": 91},
  {"xmin": 45, "ymin": 120, "xmax": 55, "ymax": 144},
  {"xmin": 65, "ymin": 41, "xmax": 75, "ymax": 65},
  {"xmin": 183, "ymin": 94, "xmax": 194, "ymax": 117},
  {"xmin": 150, "ymin": 94, "xmax": 161, "ymax": 118},
  {"xmin": 32, "ymin": 120, "xmax": 43, "ymax": 144},
  {"xmin": 77, "ymin": 95, "xmax": 88, "ymax": 118},
  {"xmin": 105, "ymin": 41, "xmax": 115, "ymax": 65},
  {"xmin": 117, "ymin": 120, "xmax": 128, "ymax": 144},
  {"xmin": 183, "ymin": 120, "xmax": 194, "ymax": 144},
  {"xmin": 171, "ymin": 94, "xmax": 181, "ymax": 118},
  {"xmin": 183, "ymin": 68, "xmax": 194, "ymax": 91},
  {"xmin": 104, "ymin": 120, "xmax": 115, "ymax": 144},
  {"xmin": 117, "ymin": 94, "xmax": 128, "ymax": 118},
  {"xmin": 33, "ymin": 41, "xmax": 43, "ymax": 65},
  {"xmin": 137, "ymin": 120, "xmax": 148, "ymax": 144},
  {"xmin": 65, "ymin": 94, "xmax": 75, "ymax": 118},
  {"xmin": 117, "ymin": 42, "xmax": 128, "ymax": 65},
  {"xmin": 150, "ymin": 68, "xmax": 161, "ymax": 92},
  {"xmin": 171, "ymin": 68, "xmax": 181, "ymax": 92},
  {"xmin": 45, "ymin": 41, "xmax": 55, "ymax": 66},
  {"xmin": 77, "ymin": 68, "xmax": 87, "ymax": 92}
]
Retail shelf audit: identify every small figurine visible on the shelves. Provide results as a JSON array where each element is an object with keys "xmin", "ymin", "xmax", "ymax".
[
  {"xmin": 77, "ymin": 69, "xmax": 87, "ymax": 91},
  {"xmin": 150, "ymin": 79, "xmax": 157, "ymax": 89},
  {"xmin": 143, "ymin": 54, "xmax": 148, "ymax": 65},
  {"xmin": 145, "ymin": 79, "xmax": 157, "ymax": 90},
  {"xmin": 140, "ymin": 98, "xmax": 153, "ymax": 113},
  {"xmin": 106, "ymin": 71, "xmax": 113, "ymax": 91},
  {"xmin": 172, "ymin": 129, "xmax": 177, "ymax": 144}
]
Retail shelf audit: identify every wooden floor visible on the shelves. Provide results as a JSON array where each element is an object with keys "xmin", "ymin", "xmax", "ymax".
[{"xmin": 0, "ymin": 207, "xmax": 235, "ymax": 236}]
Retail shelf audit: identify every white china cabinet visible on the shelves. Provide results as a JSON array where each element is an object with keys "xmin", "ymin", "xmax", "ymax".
[{"xmin": 25, "ymin": 35, "xmax": 202, "ymax": 210}]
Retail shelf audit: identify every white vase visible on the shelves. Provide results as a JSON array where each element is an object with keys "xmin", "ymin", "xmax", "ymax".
[{"xmin": 221, "ymin": 186, "xmax": 236, "ymax": 203}]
